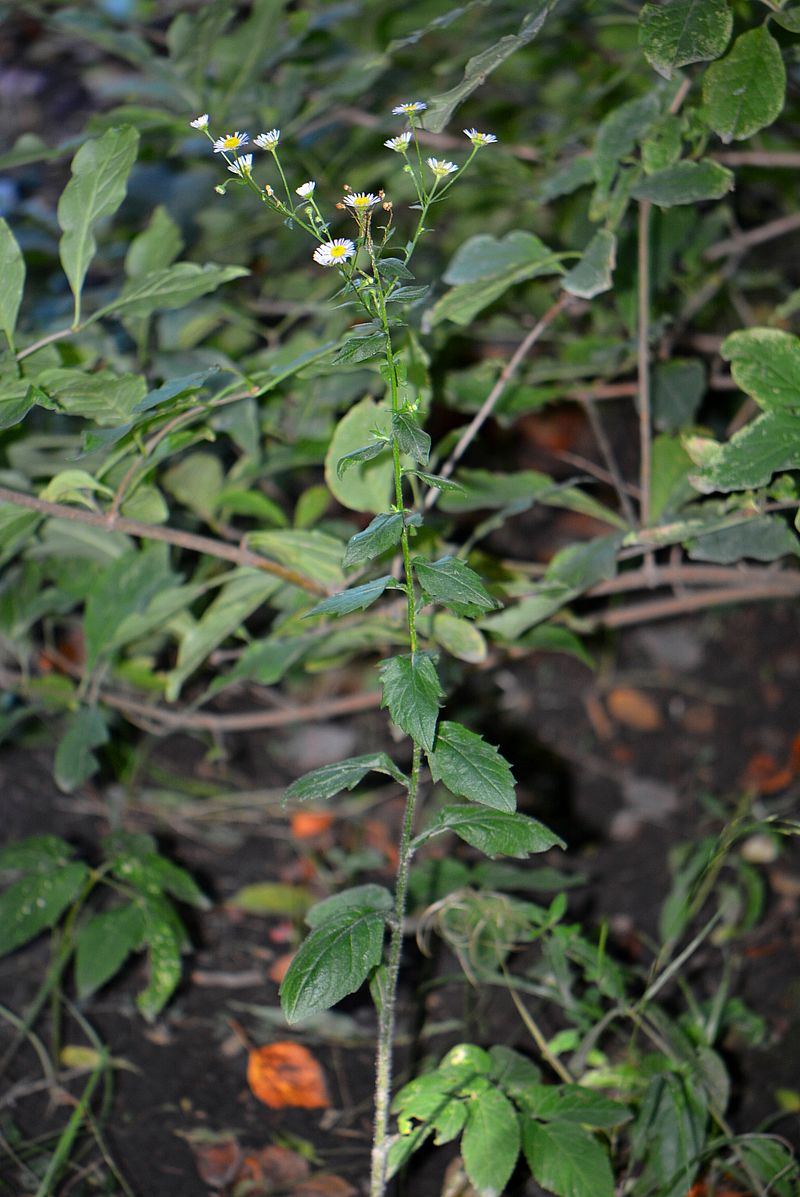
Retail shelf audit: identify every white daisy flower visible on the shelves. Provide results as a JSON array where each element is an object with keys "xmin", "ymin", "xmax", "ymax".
[
  {"xmin": 254, "ymin": 129, "xmax": 281, "ymax": 150},
  {"xmin": 392, "ymin": 101, "xmax": 427, "ymax": 115},
  {"xmin": 313, "ymin": 238, "xmax": 356, "ymax": 267},
  {"xmin": 296, "ymin": 180, "xmax": 316, "ymax": 197},
  {"xmin": 212, "ymin": 130, "xmax": 249, "ymax": 153},
  {"xmin": 427, "ymin": 157, "xmax": 458, "ymax": 178},
  {"xmin": 190, "ymin": 113, "xmax": 209, "ymax": 129},
  {"xmin": 384, "ymin": 132, "xmax": 413, "ymax": 152},
  {"xmin": 343, "ymin": 191, "xmax": 381, "ymax": 211},
  {"xmin": 463, "ymin": 128, "xmax": 498, "ymax": 146},
  {"xmin": 227, "ymin": 154, "xmax": 253, "ymax": 177}
]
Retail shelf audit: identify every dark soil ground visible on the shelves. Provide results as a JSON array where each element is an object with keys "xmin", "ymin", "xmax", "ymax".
[{"xmin": 2, "ymin": 600, "xmax": 800, "ymax": 1197}]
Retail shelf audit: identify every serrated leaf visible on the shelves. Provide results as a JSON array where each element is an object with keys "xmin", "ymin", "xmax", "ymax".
[
  {"xmin": 342, "ymin": 512, "xmax": 405, "ymax": 567},
  {"xmin": 630, "ymin": 1073, "xmax": 706, "ymax": 1197},
  {"xmin": 703, "ymin": 26, "xmax": 785, "ymax": 144},
  {"xmin": 58, "ymin": 125, "xmax": 140, "ymax": 325},
  {"xmin": 113, "ymin": 852, "xmax": 209, "ymax": 910},
  {"xmin": 136, "ymin": 894, "xmax": 185, "ymax": 1022},
  {"xmin": 0, "ymin": 836, "xmax": 74, "ymax": 872},
  {"xmin": 639, "ymin": 0, "xmax": 733, "ymax": 80},
  {"xmin": 331, "ymin": 331, "xmax": 385, "ymax": 365},
  {"xmin": 0, "ymin": 218, "xmax": 25, "ymax": 347},
  {"xmin": 631, "ymin": 160, "xmax": 733, "ymax": 206},
  {"xmin": 379, "ymin": 653, "xmax": 443, "ymax": 752},
  {"xmin": 54, "ymin": 707, "xmax": 109, "ymax": 793},
  {"xmin": 414, "ymin": 805, "xmax": 564, "ymax": 858},
  {"xmin": 285, "ymin": 753, "xmax": 408, "ymax": 803},
  {"xmin": 304, "ymin": 575, "xmax": 396, "ymax": 619},
  {"xmin": 414, "ymin": 556, "xmax": 500, "ymax": 618},
  {"xmin": 462, "ymin": 1087, "xmax": 521, "ymax": 1197},
  {"xmin": 518, "ymin": 1084, "xmax": 631, "ymax": 1128},
  {"xmin": 562, "ymin": 230, "xmax": 617, "ymax": 299},
  {"xmin": 721, "ymin": 328, "xmax": 800, "ymax": 412},
  {"xmin": 336, "ymin": 440, "xmax": 389, "ymax": 479},
  {"xmin": 522, "ymin": 1119, "xmax": 615, "ymax": 1197},
  {"xmin": 392, "ymin": 411, "xmax": 430, "ymax": 465},
  {"xmin": 686, "ymin": 411, "xmax": 800, "ymax": 493},
  {"xmin": 429, "ymin": 721, "xmax": 516, "ymax": 812},
  {"xmin": 305, "ymin": 884, "xmax": 393, "ymax": 928},
  {"xmin": 0, "ymin": 862, "xmax": 88, "ymax": 956},
  {"xmin": 280, "ymin": 906, "xmax": 386, "ymax": 1023},
  {"xmin": 409, "ymin": 470, "xmax": 466, "ymax": 494},
  {"xmin": 75, "ymin": 903, "xmax": 145, "ymax": 998}
]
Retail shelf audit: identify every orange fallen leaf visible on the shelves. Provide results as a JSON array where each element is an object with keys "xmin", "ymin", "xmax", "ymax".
[
  {"xmin": 247, "ymin": 1042, "xmax": 330, "ymax": 1109},
  {"xmin": 292, "ymin": 811, "xmax": 335, "ymax": 839},
  {"xmin": 364, "ymin": 818, "xmax": 399, "ymax": 868},
  {"xmin": 606, "ymin": 687, "xmax": 662, "ymax": 732},
  {"xmin": 292, "ymin": 1175, "xmax": 358, "ymax": 1197},
  {"xmin": 187, "ymin": 1134, "xmax": 242, "ymax": 1188},
  {"xmin": 240, "ymin": 1144, "xmax": 311, "ymax": 1188},
  {"xmin": 741, "ymin": 751, "xmax": 793, "ymax": 794}
]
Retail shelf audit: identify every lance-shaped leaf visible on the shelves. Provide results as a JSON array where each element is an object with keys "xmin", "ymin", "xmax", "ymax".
[
  {"xmin": 331, "ymin": 331, "xmax": 385, "ymax": 365},
  {"xmin": 522, "ymin": 1119, "xmax": 615, "ymax": 1197},
  {"xmin": 414, "ymin": 805, "xmax": 565, "ymax": 858},
  {"xmin": 562, "ymin": 229, "xmax": 616, "ymax": 299},
  {"xmin": 336, "ymin": 439, "xmax": 389, "ymax": 479},
  {"xmin": 429, "ymin": 721, "xmax": 516, "ymax": 812},
  {"xmin": 280, "ymin": 905, "xmax": 387, "ymax": 1023},
  {"xmin": 87, "ymin": 262, "xmax": 248, "ymax": 323},
  {"xmin": 0, "ymin": 218, "xmax": 25, "ymax": 347},
  {"xmin": 58, "ymin": 125, "xmax": 140, "ymax": 325},
  {"xmin": 462, "ymin": 1087, "xmax": 521, "ymax": 1197},
  {"xmin": 639, "ymin": 0, "xmax": 733, "ymax": 80},
  {"xmin": 631, "ymin": 160, "xmax": 733, "ymax": 207},
  {"xmin": 408, "ymin": 470, "xmax": 466, "ymax": 495},
  {"xmin": 392, "ymin": 411, "xmax": 431, "ymax": 465},
  {"xmin": 703, "ymin": 26, "xmax": 785, "ymax": 144},
  {"xmin": 75, "ymin": 902, "xmax": 145, "ymax": 998},
  {"xmin": 54, "ymin": 707, "xmax": 109, "ymax": 793},
  {"xmin": 136, "ymin": 893, "xmax": 186, "ymax": 1022},
  {"xmin": 285, "ymin": 753, "xmax": 409, "ymax": 803},
  {"xmin": 414, "ymin": 555, "xmax": 500, "ymax": 618},
  {"xmin": 0, "ymin": 836, "xmax": 74, "ymax": 872},
  {"xmin": 379, "ymin": 653, "xmax": 443, "ymax": 753},
  {"xmin": 0, "ymin": 862, "xmax": 88, "ymax": 956},
  {"xmin": 304, "ymin": 575, "xmax": 397, "ymax": 619},
  {"xmin": 342, "ymin": 512, "xmax": 405, "ymax": 567},
  {"xmin": 720, "ymin": 328, "xmax": 800, "ymax": 411}
]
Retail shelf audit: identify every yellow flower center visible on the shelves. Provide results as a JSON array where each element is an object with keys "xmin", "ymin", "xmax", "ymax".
[{"xmin": 330, "ymin": 245, "xmax": 348, "ymax": 258}]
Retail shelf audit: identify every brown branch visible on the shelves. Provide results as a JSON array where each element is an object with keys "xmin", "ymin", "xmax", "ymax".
[
  {"xmin": 587, "ymin": 563, "xmax": 800, "ymax": 597},
  {"xmin": 713, "ymin": 150, "xmax": 800, "ymax": 169},
  {"xmin": 0, "ymin": 486, "xmax": 329, "ymax": 595},
  {"xmin": 637, "ymin": 200, "xmax": 653, "ymax": 529},
  {"xmin": 586, "ymin": 583, "xmax": 800, "ymax": 630},
  {"xmin": 704, "ymin": 211, "xmax": 800, "ymax": 263}
]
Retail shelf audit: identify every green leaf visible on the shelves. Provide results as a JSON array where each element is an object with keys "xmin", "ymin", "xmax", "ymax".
[
  {"xmin": 84, "ymin": 544, "xmax": 176, "ymax": 667},
  {"xmin": 516, "ymin": 625, "xmax": 595, "ymax": 669},
  {"xmin": 35, "ymin": 367, "xmax": 147, "ymax": 426},
  {"xmin": 54, "ymin": 707, "xmax": 109, "ymax": 793},
  {"xmin": 686, "ymin": 411, "xmax": 800, "ymax": 493},
  {"xmin": 89, "ymin": 263, "xmax": 248, "ymax": 323},
  {"xmin": 429, "ymin": 721, "xmax": 516, "ymax": 812},
  {"xmin": 248, "ymin": 529, "xmax": 345, "ymax": 589},
  {"xmin": 285, "ymin": 752, "xmax": 409, "ymax": 803},
  {"xmin": 414, "ymin": 805, "xmax": 564, "ymax": 858},
  {"xmin": 305, "ymin": 884, "xmax": 393, "ymax": 929},
  {"xmin": 0, "ymin": 385, "xmax": 37, "ymax": 431},
  {"xmin": 522, "ymin": 1119, "xmax": 615, "ymax": 1197},
  {"xmin": 113, "ymin": 851, "xmax": 209, "ymax": 910},
  {"xmin": 534, "ymin": 156, "xmax": 594, "ymax": 203},
  {"xmin": 392, "ymin": 411, "xmax": 430, "ymax": 465},
  {"xmin": 379, "ymin": 653, "xmax": 443, "ymax": 753},
  {"xmin": 518, "ymin": 1084, "xmax": 631, "ymax": 1128},
  {"xmin": 593, "ymin": 93, "xmax": 661, "ymax": 195},
  {"xmin": 280, "ymin": 905, "xmax": 386, "ymax": 1023},
  {"xmin": 631, "ymin": 159, "xmax": 733, "ymax": 206},
  {"xmin": 331, "ymin": 331, "xmax": 386, "ymax": 365},
  {"xmin": 639, "ymin": 0, "xmax": 733, "ymax": 80},
  {"xmin": 0, "ymin": 218, "xmax": 25, "ymax": 347},
  {"xmin": 136, "ymin": 894, "xmax": 185, "ymax": 1022},
  {"xmin": 562, "ymin": 230, "xmax": 617, "ymax": 299},
  {"xmin": 124, "ymin": 204, "xmax": 183, "ymax": 278},
  {"xmin": 0, "ymin": 836, "xmax": 74, "ymax": 873},
  {"xmin": 414, "ymin": 555, "xmax": 500, "ymax": 618},
  {"xmin": 408, "ymin": 470, "xmax": 466, "ymax": 495},
  {"xmin": 304, "ymin": 575, "xmax": 396, "ymax": 619},
  {"xmin": 431, "ymin": 611, "xmax": 488, "ymax": 664},
  {"xmin": 0, "ymin": 862, "xmax": 88, "ymax": 956},
  {"xmin": 630, "ymin": 1073, "xmax": 706, "ymax": 1197},
  {"xmin": 687, "ymin": 514, "xmax": 799, "ymax": 564},
  {"xmin": 227, "ymin": 883, "xmax": 313, "ymax": 918},
  {"xmin": 75, "ymin": 903, "xmax": 145, "ymax": 998},
  {"xmin": 424, "ymin": 1, "xmax": 559, "ymax": 132},
  {"xmin": 39, "ymin": 469, "xmax": 114, "ymax": 508},
  {"xmin": 721, "ymin": 328, "xmax": 800, "ymax": 412},
  {"xmin": 162, "ymin": 452, "xmax": 225, "ymax": 520},
  {"xmin": 653, "ymin": 358, "xmax": 706, "ymax": 432},
  {"xmin": 703, "ymin": 26, "xmax": 785, "ymax": 144},
  {"xmin": 57, "ymin": 125, "xmax": 140, "ymax": 325},
  {"xmin": 772, "ymin": 6, "xmax": 800, "ymax": 35},
  {"xmin": 462, "ymin": 1087, "xmax": 521, "ymax": 1197},
  {"xmin": 342, "ymin": 512, "xmax": 405, "ymax": 567},
  {"xmin": 650, "ymin": 434, "xmax": 694, "ymax": 522},
  {"xmin": 429, "ymin": 232, "xmax": 562, "ymax": 327},
  {"xmin": 326, "ymin": 397, "xmax": 393, "ymax": 514}
]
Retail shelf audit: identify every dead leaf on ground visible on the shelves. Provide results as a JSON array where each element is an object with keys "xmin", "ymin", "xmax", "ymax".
[
  {"xmin": 247, "ymin": 1042, "xmax": 330, "ymax": 1109},
  {"xmin": 291, "ymin": 1175, "xmax": 358, "ymax": 1197},
  {"xmin": 185, "ymin": 1132, "xmax": 243, "ymax": 1188},
  {"xmin": 741, "ymin": 751, "xmax": 793, "ymax": 794},
  {"xmin": 291, "ymin": 811, "xmax": 335, "ymax": 839},
  {"xmin": 606, "ymin": 686, "xmax": 662, "ymax": 731},
  {"xmin": 239, "ymin": 1144, "xmax": 311, "ymax": 1188}
]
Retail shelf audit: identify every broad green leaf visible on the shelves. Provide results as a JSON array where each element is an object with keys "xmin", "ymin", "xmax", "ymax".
[
  {"xmin": 75, "ymin": 903, "xmax": 145, "ymax": 998},
  {"xmin": 285, "ymin": 752, "xmax": 408, "ymax": 803},
  {"xmin": 518, "ymin": 1084, "xmax": 631, "ymax": 1128},
  {"xmin": 124, "ymin": 204, "xmax": 183, "ymax": 278},
  {"xmin": 414, "ymin": 805, "xmax": 565, "ymax": 858},
  {"xmin": 88, "ymin": 262, "xmax": 249, "ymax": 323},
  {"xmin": 107, "ymin": 581, "xmax": 205, "ymax": 657},
  {"xmin": 113, "ymin": 852, "xmax": 209, "ymax": 909},
  {"xmin": 331, "ymin": 331, "xmax": 385, "ymax": 365},
  {"xmin": 342, "ymin": 512, "xmax": 405, "ymax": 567},
  {"xmin": 772, "ymin": 6, "xmax": 800, "ymax": 34},
  {"xmin": 593, "ymin": 93, "xmax": 661, "ymax": 195},
  {"xmin": 686, "ymin": 412, "xmax": 800, "ymax": 493},
  {"xmin": 228, "ymin": 883, "xmax": 313, "ymax": 918},
  {"xmin": 429, "ymin": 721, "xmax": 516, "ymax": 812},
  {"xmin": 248, "ymin": 529, "xmax": 344, "ymax": 589},
  {"xmin": 424, "ymin": 1, "xmax": 559, "ymax": 132},
  {"xmin": 431, "ymin": 611, "xmax": 488, "ymax": 664},
  {"xmin": 304, "ymin": 575, "xmax": 396, "ymax": 619},
  {"xmin": 379, "ymin": 653, "xmax": 443, "ymax": 752},
  {"xmin": 562, "ymin": 230, "xmax": 617, "ymax": 299},
  {"xmin": 534, "ymin": 156, "xmax": 594, "ymax": 203},
  {"xmin": 58, "ymin": 125, "xmax": 140, "ymax": 324},
  {"xmin": 414, "ymin": 555, "xmax": 500, "ymax": 618},
  {"xmin": 703, "ymin": 26, "xmax": 785, "ymax": 144},
  {"xmin": 162, "ymin": 451, "xmax": 224, "ymax": 520},
  {"xmin": 641, "ymin": 115, "xmax": 683, "ymax": 173},
  {"xmin": 429, "ymin": 232, "xmax": 562, "ymax": 327},
  {"xmin": 489, "ymin": 1045, "xmax": 543, "ymax": 1096},
  {"xmin": 0, "ymin": 218, "xmax": 25, "ymax": 347},
  {"xmin": 630, "ymin": 1073, "xmax": 706, "ymax": 1197},
  {"xmin": 325, "ymin": 397, "xmax": 393, "ymax": 514},
  {"xmin": 35, "ymin": 367, "xmax": 147, "ymax": 426},
  {"xmin": 734, "ymin": 1137, "xmax": 798, "ymax": 1197},
  {"xmin": 84, "ymin": 544, "xmax": 176, "ymax": 666},
  {"xmin": 136, "ymin": 894, "xmax": 185, "ymax": 1022},
  {"xmin": 721, "ymin": 328, "xmax": 800, "ymax": 411},
  {"xmin": 392, "ymin": 411, "xmax": 430, "ymax": 465},
  {"xmin": 39, "ymin": 469, "xmax": 114, "ymax": 508},
  {"xmin": 305, "ymin": 884, "xmax": 393, "ymax": 929},
  {"xmin": 522, "ymin": 1118, "xmax": 615, "ymax": 1197},
  {"xmin": 439, "ymin": 469, "xmax": 627, "ymax": 529},
  {"xmin": 639, "ymin": 0, "xmax": 733, "ymax": 80},
  {"xmin": 280, "ymin": 905, "xmax": 386, "ymax": 1023},
  {"xmin": 688, "ymin": 514, "xmax": 799, "ymax": 563},
  {"xmin": 206, "ymin": 635, "xmax": 311, "ymax": 694},
  {"xmin": 653, "ymin": 358, "xmax": 706, "ymax": 431},
  {"xmin": 546, "ymin": 533, "xmax": 621, "ymax": 591},
  {"xmin": 0, "ymin": 862, "xmax": 88, "ymax": 956},
  {"xmin": 79, "ymin": 368, "xmax": 218, "ymax": 453},
  {"xmin": 650, "ymin": 434, "xmax": 694, "ymax": 522},
  {"xmin": 0, "ymin": 384, "xmax": 37, "ymax": 431},
  {"xmin": 0, "ymin": 836, "xmax": 74, "ymax": 872},
  {"xmin": 462, "ymin": 1088, "xmax": 520, "ymax": 1196},
  {"xmin": 516, "ymin": 625, "xmax": 594, "ymax": 669},
  {"xmin": 631, "ymin": 160, "xmax": 733, "ymax": 206},
  {"xmin": 54, "ymin": 707, "xmax": 109, "ymax": 793}
]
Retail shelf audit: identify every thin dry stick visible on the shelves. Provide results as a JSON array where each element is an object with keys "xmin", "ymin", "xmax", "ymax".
[
  {"xmin": 586, "ymin": 582, "xmax": 800, "ymax": 629},
  {"xmin": 704, "ymin": 210, "xmax": 800, "ymax": 262},
  {"xmin": 637, "ymin": 200, "xmax": 652, "ymax": 530},
  {"xmin": 588, "ymin": 562, "xmax": 800, "ymax": 596},
  {"xmin": 0, "ymin": 485, "xmax": 327, "ymax": 595},
  {"xmin": 713, "ymin": 150, "xmax": 800, "ymax": 169},
  {"xmin": 423, "ymin": 293, "xmax": 570, "ymax": 511},
  {"xmin": 582, "ymin": 399, "xmax": 638, "ymax": 525}
]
